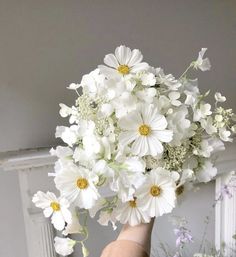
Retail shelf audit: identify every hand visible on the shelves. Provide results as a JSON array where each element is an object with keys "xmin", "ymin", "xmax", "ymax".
[{"xmin": 117, "ymin": 218, "xmax": 155, "ymax": 255}]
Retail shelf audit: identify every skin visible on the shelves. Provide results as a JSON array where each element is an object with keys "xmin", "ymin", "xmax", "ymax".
[{"xmin": 117, "ymin": 218, "xmax": 155, "ymax": 255}]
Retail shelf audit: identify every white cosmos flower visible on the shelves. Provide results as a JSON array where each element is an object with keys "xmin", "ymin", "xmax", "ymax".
[
  {"xmin": 193, "ymin": 48, "xmax": 211, "ymax": 71},
  {"xmin": 54, "ymin": 237, "xmax": 76, "ymax": 256},
  {"xmin": 215, "ymin": 92, "xmax": 226, "ymax": 102},
  {"xmin": 114, "ymin": 198, "xmax": 150, "ymax": 226},
  {"xmin": 98, "ymin": 45, "xmax": 149, "ymax": 78},
  {"xmin": 119, "ymin": 104, "xmax": 173, "ymax": 156},
  {"xmin": 54, "ymin": 166, "xmax": 100, "ymax": 209},
  {"xmin": 32, "ymin": 191, "xmax": 72, "ymax": 231},
  {"xmin": 137, "ymin": 168, "xmax": 176, "ymax": 217}
]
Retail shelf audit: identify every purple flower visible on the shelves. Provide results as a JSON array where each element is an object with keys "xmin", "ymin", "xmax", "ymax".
[
  {"xmin": 216, "ymin": 183, "xmax": 236, "ymax": 202},
  {"xmin": 174, "ymin": 226, "xmax": 193, "ymax": 248}
]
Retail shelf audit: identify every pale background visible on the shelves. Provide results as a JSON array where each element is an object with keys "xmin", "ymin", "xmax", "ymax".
[{"xmin": 0, "ymin": 0, "xmax": 235, "ymax": 257}]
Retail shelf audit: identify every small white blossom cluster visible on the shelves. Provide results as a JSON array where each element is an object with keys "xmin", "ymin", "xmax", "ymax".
[{"xmin": 33, "ymin": 46, "xmax": 235, "ymax": 256}]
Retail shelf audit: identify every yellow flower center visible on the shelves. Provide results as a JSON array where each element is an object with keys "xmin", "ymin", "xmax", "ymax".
[
  {"xmin": 117, "ymin": 65, "xmax": 130, "ymax": 75},
  {"xmin": 50, "ymin": 202, "xmax": 61, "ymax": 211},
  {"xmin": 77, "ymin": 178, "xmax": 89, "ymax": 189},
  {"xmin": 129, "ymin": 199, "xmax": 137, "ymax": 208},
  {"xmin": 139, "ymin": 124, "xmax": 151, "ymax": 136},
  {"xmin": 150, "ymin": 185, "xmax": 161, "ymax": 197},
  {"xmin": 176, "ymin": 185, "xmax": 184, "ymax": 196}
]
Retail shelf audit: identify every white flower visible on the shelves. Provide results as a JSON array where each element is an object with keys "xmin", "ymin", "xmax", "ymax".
[
  {"xmin": 183, "ymin": 79, "xmax": 199, "ymax": 106},
  {"xmin": 231, "ymin": 124, "xmax": 236, "ymax": 133},
  {"xmin": 59, "ymin": 103, "xmax": 72, "ymax": 118},
  {"xmin": 215, "ymin": 92, "xmax": 226, "ymax": 102},
  {"xmin": 99, "ymin": 103, "xmax": 114, "ymax": 117},
  {"xmin": 119, "ymin": 104, "xmax": 173, "ymax": 156},
  {"xmin": 80, "ymin": 69, "xmax": 106, "ymax": 98},
  {"xmin": 200, "ymin": 117, "xmax": 217, "ymax": 135},
  {"xmin": 110, "ymin": 157, "xmax": 146, "ymax": 202},
  {"xmin": 167, "ymin": 107, "xmax": 191, "ymax": 146},
  {"xmin": 219, "ymin": 128, "xmax": 233, "ymax": 142},
  {"xmin": 178, "ymin": 169, "xmax": 194, "ymax": 186},
  {"xmin": 140, "ymin": 72, "xmax": 156, "ymax": 86},
  {"xmin": 89, "ymin": 197, "xmax": 107, "ymax": 218},
  {"xmin": 55, "ymin": 125, "xmax": 80, "ymax": 147},
  {"xmin": 136, "ymin": 88, "xmax": 156, "ymax": 104},
  {"xmin": 137, "ymin": 168, "xmax": 176, "ymax": 217},
  {"xmin": 63, "ymin": 212, "xmax": 83, "ymax": 236},
  {"xmin": 193, "ymin": 48, "xmax": 211, "ymax": 71},
  {"xmin": 114, "ymin": 198, "xmax": 150, "ymax": 226},
  {"xmin": 54, "ymin": 237, "xmax": 76, "ymax": 256},
  {"xmin": 50, "ymin": 146, "xmax": 73, "ymax": 159},
  {"xmin": 112, "ymin": 91, "xmax": 138, "ymax": 118},
  {"xmin": 156, "ymin": 68, "xmax": 182, "ymax": 90},
  {"xmin": 32, "ymin": 191, "xmax": 72, "ymax": 231},
  {"xmin": 196, "ymin": 161, "xmax": 217, "ymax": 183},
  {"xmin": 193, "ymin": 140, "xmax": 214, "ymax": 158},
  {"xmin": 67, "ymin": 83, "xmax": 81, "ymax": 90},
  {"xmin": 168, "ymin": 92, "xmax": 181, "ymax": 107},
  {"xmin": 98, "ymin": 210, "xmax": 117, "ymax": 230},
  {"xmin": 193, "ymin": 103, "xmax": 212, "ymax": 122},
  {"xmin": 83, "ymin": 134, "xmax": 102, "ymax": 157},
  {"xmin": 54, "ymin": 165, "xmax": 100, "ymax": 209},
  {"xmin": 98, "ymin": 45, "xmax": 149, "ymax": 78}
]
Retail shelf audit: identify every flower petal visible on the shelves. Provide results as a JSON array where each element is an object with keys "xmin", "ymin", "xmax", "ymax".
[
  {"xmin": 132, "ymin": 136, "xmax": 149, "ymax": 156},
  {"xmin": 104, "ymin": 54, "xmax": 119, "ymax": 68},
  {"xmin": 115, "ymin": 45, "xmax": 131, "ymax": 64},
  {"xmin": 119, "ymin": 131, "xmax": 139, "ymax": 146},
  {"xmin": 147, "ymin": 136, "xmax": 164, "ymax": 155},
  {"xmin": 131, "ymin": 62, "xmax": 149, "ymax": 73},
  {"xmin": 128, "ymin": 49, "xmax": 143, "ymax": 66},
  {"xmin": 152, "ymin": 130, "xmax": 173, "ymax": 143}
]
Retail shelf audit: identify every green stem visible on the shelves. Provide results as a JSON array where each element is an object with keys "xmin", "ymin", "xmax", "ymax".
[{"xmin": 179, "ymin": 63, "xmax": 194, "ymax": 79}]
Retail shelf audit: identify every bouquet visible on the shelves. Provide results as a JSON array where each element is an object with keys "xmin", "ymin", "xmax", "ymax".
[{"xmin": 32, "ymin": 45, "xmax": 236, "ymax": 256}]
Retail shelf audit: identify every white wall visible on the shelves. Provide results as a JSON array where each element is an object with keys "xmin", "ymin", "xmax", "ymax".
[
  {"xmin": 0, "ymin": 168, "xmax": 28, "ymax": 257},
  {"xmin": 0, "ymin": 0, "xmax": 236, "ymax": 152},
  {"xmin": 0, "ymin": 1, "xmax": 236, "ymax": 257}
]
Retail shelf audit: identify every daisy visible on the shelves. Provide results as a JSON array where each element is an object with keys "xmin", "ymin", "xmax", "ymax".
[
  {"xmin": 119, "ymin": 104, "xmax": 173, "ymax": 156},
  {"xmin": 54, "ymin": 165, "xmax": 100, "ymax": 209},
  {"xmin": 32, "ymin": 191, "xmax": 72, "ymax": 231},
  {"xmin": 98, "ymin": 45, "xmax": 149, "ymax": 78},
  {"xmin": 114, "ymin": 198, "xmax": 150, "ymax": 226},
  {"xmin": 137, "ymin": 168, "xmax": 176, "ymax": 217}
]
